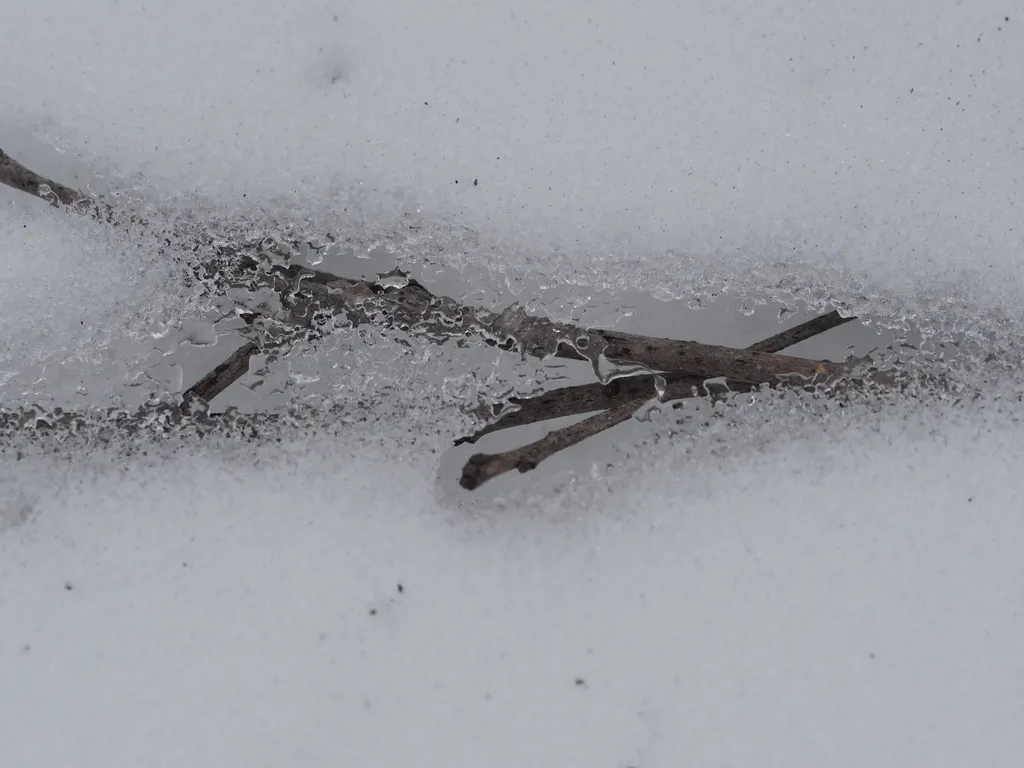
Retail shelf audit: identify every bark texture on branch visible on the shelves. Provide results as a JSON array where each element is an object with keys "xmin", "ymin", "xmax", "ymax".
[
  {"xmin": 181, "ymin": 342, "xmax": 259, "ymax": 409},
  {"xmin": 458, "ymin": 310, "xmax": 855, "ymax": 443},
  {"xmin": 250, "ymin": 261, "xmax": 849, "ymax": 388},
  {"xmin": 4, "ymin": 149, "xmax": 856, "ymax": 402},
  {"xmin": 2, "ymin": 149, "xmax": 888, "ymax": 493},
  {"xmin": 460, "ymin": 397, "xmax": 645, "ymax": 490},
  {"xmin": 0, "ymin": 148, "xmax": 114, "ymax": 219},
  {"xmin": 458, "ymin": 310, "xmax": 855, "ymax": 488}
]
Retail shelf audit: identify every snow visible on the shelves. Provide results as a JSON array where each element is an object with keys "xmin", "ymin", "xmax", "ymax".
[
  {"xmin": 4, "ymin": 402, "xmax": 1024, "ymax": 767},
  {"xmin": 2, "ymin": 1, "xmax": 1024, "ymax": 766},
  {"xmin": 3, "ymin": 1, "xmax": 1022, "ymax": 317},
  {"xmin": 0, "ymin": 197, "xmax": 194, "ymax": 409}
]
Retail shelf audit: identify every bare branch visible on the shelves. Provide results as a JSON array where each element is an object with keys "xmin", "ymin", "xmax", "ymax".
[
  {"xmin": 455, "ymin": 373, "xmax": 706, "ymax": 445},
  {"xmin": 233, "ymin": 259, "xmax": 854, "ymax": 392},
  {"xmin": 2, "ymin": 150, "xmax": 899, "ymax": 495},
  {"xmin": 748, "ymin": 310, "xmax": 855, "ymax": 353},
  {"xmin": 3, "ymin": 150, "xmax": 857, "ymax": 396},
  {"xmin": 458, "ymin": 310, "xmax": 855, "ymax": 444},
  {"xmin": 460, "ymin": 396, "xmax": 644, "ymax": 490},
  {"xmin": 181, "ymin": 342, "xmax": 259, "ymax": 410},
  {"xmin": 456, "ymin": 309, "xmax": 864, "ymax": 486},
  {"xmin": 0, "ymin": 148, "xmax": 114, "ymax": 220}
]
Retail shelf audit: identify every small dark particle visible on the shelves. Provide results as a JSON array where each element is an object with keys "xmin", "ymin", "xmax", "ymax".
[
  {"xmin": 369, "ymin": 608, "xmax": 377, "ymax": 616},
  {"xmin": 574, "ymin": 677, "xmax": 587, "ymax": 687},
  {"xmin": 473, "ymin": 179, "xmax": 478, "ymax": 186},
  {"xmin": 397, "ymin": 583, "xmax": 404, "ymax": 594},
  {"xmin": 424, "ymin": 101, "xmax": 429, "ymax": 105},
  {"xmin": 968, "ymin": 497, "xmax": 973, "ymax": 502},
  {"xmin": 869, "ymin": 652, "xmax": 876, "ymax": 659},
  {"xmin": 22, "ymin": 645, "xmax": 31, "ymax": 653},
  {"xmin": 64, "ymin": 582, "xmax": 73, "ymax": 591}
]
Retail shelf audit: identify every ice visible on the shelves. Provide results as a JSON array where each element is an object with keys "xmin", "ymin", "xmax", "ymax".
[
  {"xmin": 0, "ymin": 201, "xmax": 194, "ymax": 408},
  {"xmin": 2, "ymin": 1, "xmax": 1024, "ymax": 765}
]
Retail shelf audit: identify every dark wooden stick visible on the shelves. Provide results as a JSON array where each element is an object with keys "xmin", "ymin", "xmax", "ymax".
[
  {"xmin": 3, "ymin": 149, "xmax": 855, "ymax": 394},
  {"xmin": 460, "ymin": 397, "xmax": 645, "ymax": 490},
  {"xmin": 0, "ymin": 147, "xmax": 114, "ymax": 219},
  {"xmin": 456, "ymin": 373, "xmax": 706, "ymax": 445},
  {"xmin": 458, "ymin": 310, "xmax": 855, "ymax": 444},
  {"xmin": 181, "ymin": 342, "xmax": 259, "ymax": 410},
  {"xmin": 3, "ymin": 150, "xmax": 894, "ymax": 485},
  {"xmin": 747, "ymin": 310, "xmax": 855, "ymax": 352},
  {"xmin": 457, "ymin": 310, "xmax": 856, "ymax": 487}
]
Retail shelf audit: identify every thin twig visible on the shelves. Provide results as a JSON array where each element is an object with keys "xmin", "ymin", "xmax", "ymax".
[
  {"xmin": 181, "ymin": 342, "xmax": 259, "ymax": 410},
  {"xmin": 3, "ymin": 149, "xmax": 893, "ymax": 494},
  {"xmin": 747, "ymin": 310, "xmax": 855, "ymax": 353},
  {"xmin": 0, "ymin": 148, "xmax": 114, "ymax": 219},
  {"xmin": 460, "ymin": 397, "xmax": 645, "ymax": 490},
  {"xmin": 3, "ymin": 149, "xmax": 856, "ymax": 395},
  {"xmin": 457, "ymin": 310, "xmax": 856, "ymax": 487},
  {"xmin": 458, "ymin": 310, "xmax": 855, "ymax": 444},
  {"xmin": 456, "ymin": 373, "xmax": 707, "ymax": 445}
]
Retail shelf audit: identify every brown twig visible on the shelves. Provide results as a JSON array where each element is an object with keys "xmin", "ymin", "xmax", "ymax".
[
  {"xmin": 747, "ymin": 310, "xmax": 856, "ymax": 353},
  {"xmin": 457, "ymin": 310, "xmax": 855, "ymax": 488},
  {"xmin": 181, "ymin": 342, "xmax": 259, "ymax": 410},
  {"xmin": 460, "ymin": 397, "xmax": 645, "ymax": 490},
  {"xmin": 2, "ymin": 149, "xmax": 888, "ymax": 494},
  {"xmin": 458, "ymin": 310, "xmax": 855, "ymax": 444},
  {"xmin": 3, "ymin": 149, "xmax": 854, "ymax": 395},
  {"xmin": 0, "ymin": 147, "xmax": 115, "ymax": 220}
]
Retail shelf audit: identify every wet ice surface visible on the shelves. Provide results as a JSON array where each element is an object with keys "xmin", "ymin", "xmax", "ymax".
[{"xmin": 3, "ymin": 3, "xmax": 1024, "ymax": 767}]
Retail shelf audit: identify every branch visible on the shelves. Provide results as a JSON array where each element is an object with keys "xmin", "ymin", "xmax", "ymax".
[
  {"xmin": 3, "ymin": 150, "xmax": 859, "ymax": 396},
  {"xmin": 747, "ymin": 310, "xmax": 856, "ymax": 353},
  {"xmin": 2, "ymin": 150, "xmax": 902, "ymax": 494},
  {"xmin": 180, "ymin": 342, "xmax": 259, "ymax": 410},
  {"xmin": 458, "ymin": 310, "xmax": 854, "ymax": 443},
  {"xmin": 460, "ymin": 397, "xmax": 644, "ymax": 490},
  {"xmin": 0, "ymin": 147, "xmax": 115, "ymax": 220},
  {"xmin": 457, "ymin": 310, "xmax": 856, "ymax": 487},
  {"xmin": 456, "ymin": 373, "xmax": 707, "ymax": 445}
]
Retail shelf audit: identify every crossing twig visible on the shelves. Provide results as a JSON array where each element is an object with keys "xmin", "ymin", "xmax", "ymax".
[{"xmin": 458, "ymin": 310, "xmax": 855, "ymax": 488}]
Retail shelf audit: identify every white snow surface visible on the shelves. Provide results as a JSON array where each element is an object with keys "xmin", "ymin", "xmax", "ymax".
[
  {"xmin": 3, "ymin": 0, "xmax": 1023, "ymax": 316},
  {"xmin": 3, "ymin": 403, "xmax": 1024, "ymax": 767},
  {"xmin": 3, "ymin": 1, "xmax": 1024, "ymax": 766}
]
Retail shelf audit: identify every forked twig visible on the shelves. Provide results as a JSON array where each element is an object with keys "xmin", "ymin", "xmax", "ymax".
[{"xmin": 458, "ymin": 310, "xmax": 855, "ymax": 489}]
